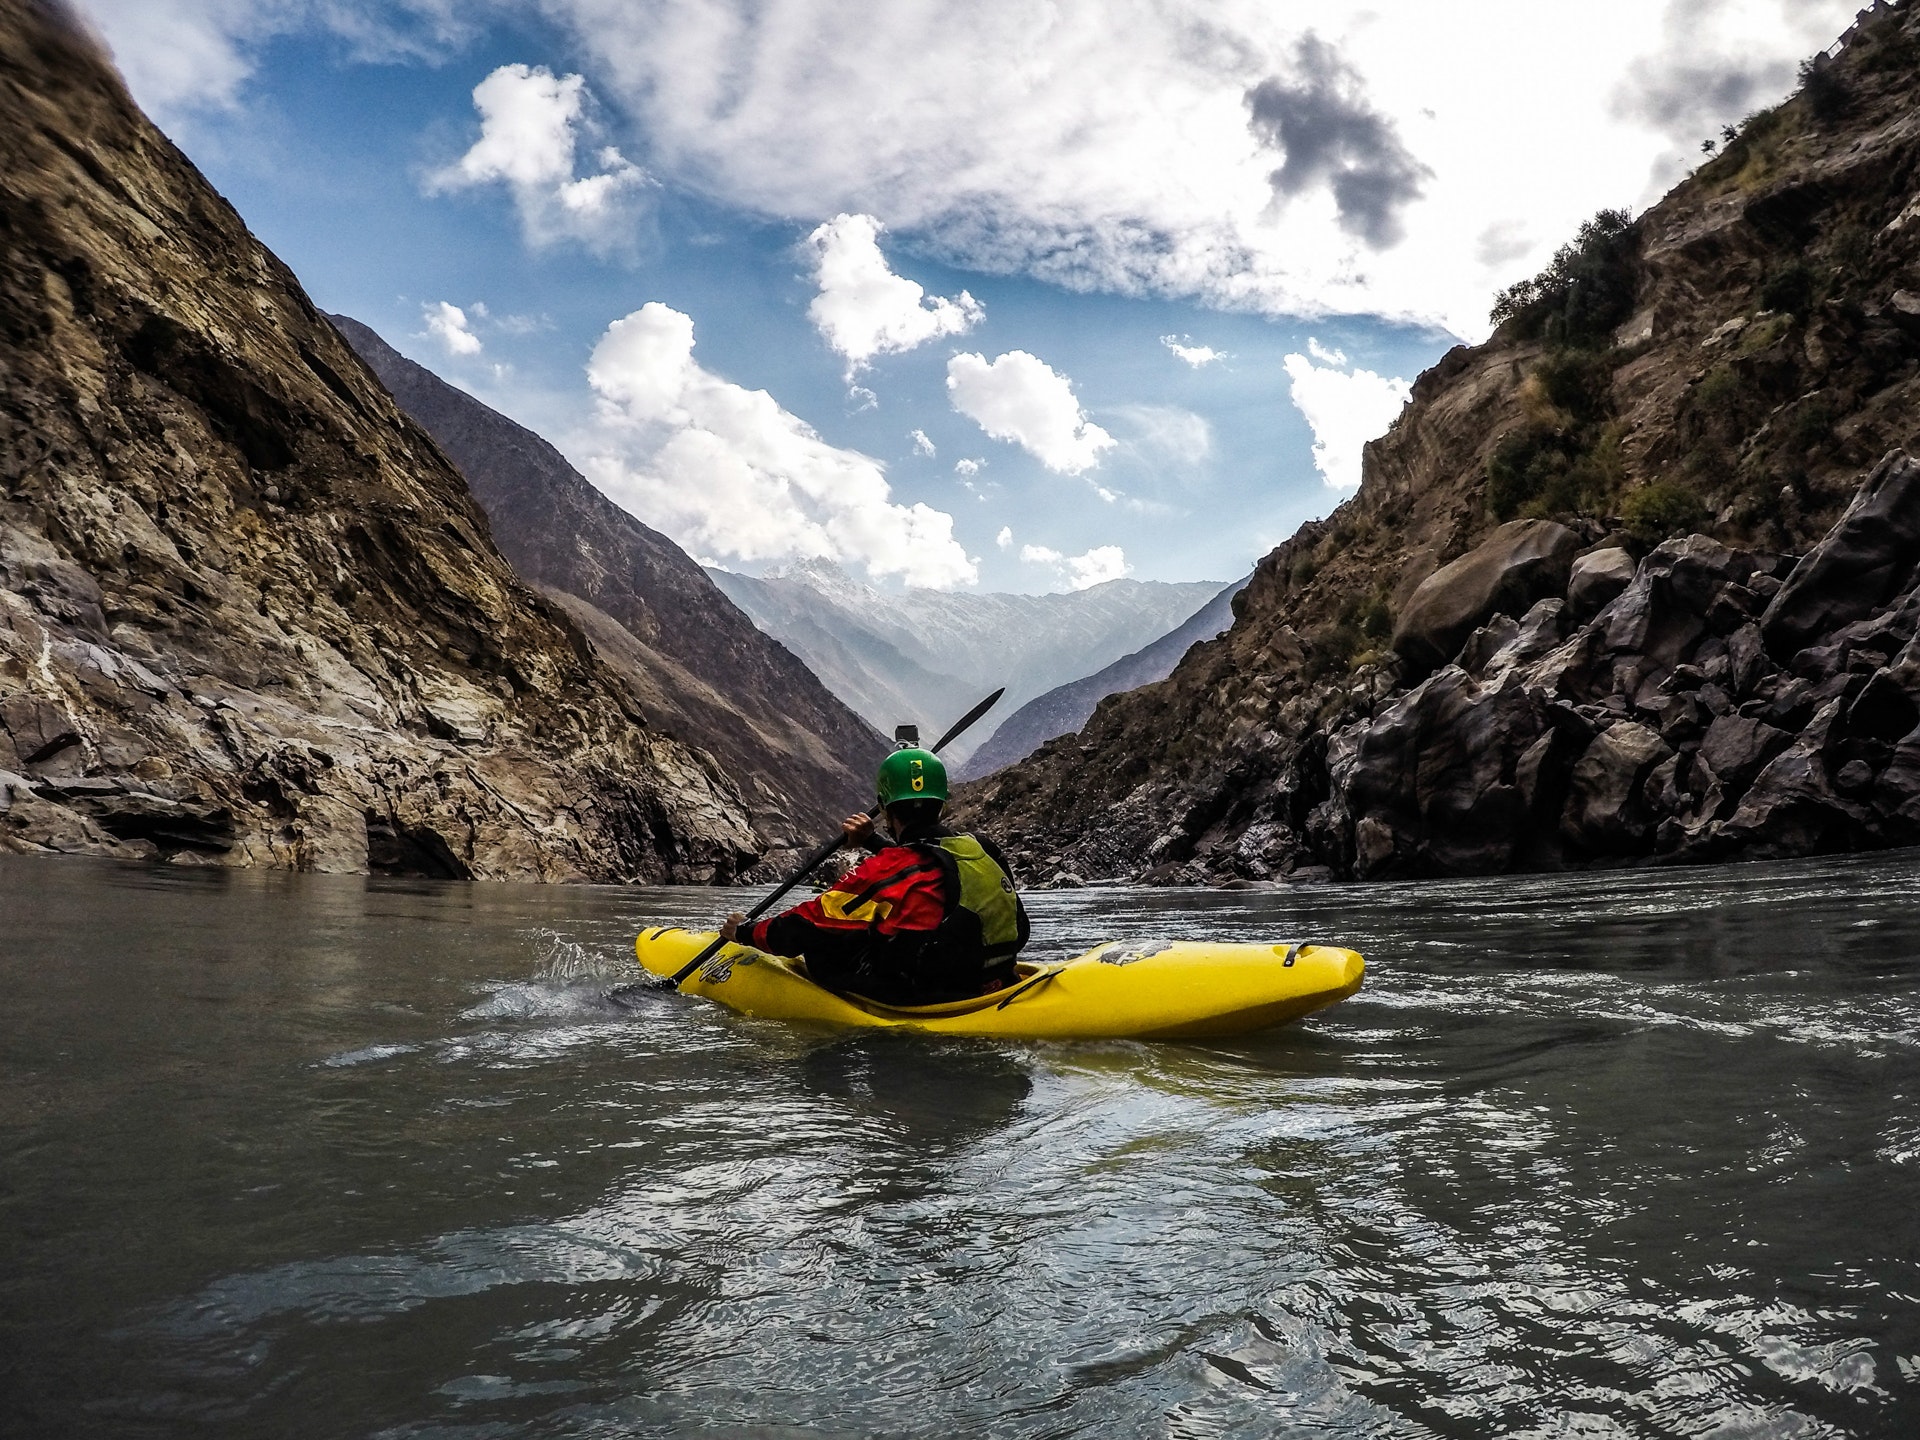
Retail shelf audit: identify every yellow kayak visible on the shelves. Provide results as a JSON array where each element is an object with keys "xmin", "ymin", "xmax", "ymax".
[{"xmin": 633, "ymin": 928, "xmax": 1365, "ymax": 1040}]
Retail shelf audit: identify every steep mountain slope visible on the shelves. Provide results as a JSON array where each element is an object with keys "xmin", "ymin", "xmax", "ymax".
[
  {"xmin": 712, "ymin": 559, "xmax": 1227, "ymax": 762},
  {"xmin": 0, "ymin": 0, "xmax": 757, "ymax": 880},
  {"xmin": 332, "ymin": 318, "xmax": 887, "ymax": 842},
  {"xmin": 965, "ymin": 1, "xmax": 1920, "ymax": 884},
  {"xmin": 960, "ymin": 575, "xmax": 1250, "ymax": 779}
]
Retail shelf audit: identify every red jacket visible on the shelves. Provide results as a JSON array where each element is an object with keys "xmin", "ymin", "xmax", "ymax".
[
  {"xmin": 736, "ymin": 843, "xmax": 949, "ymax": 953},
  {"xmin": 736, "ymin": 831, "xmax": 1027, "ymax": 1004}
]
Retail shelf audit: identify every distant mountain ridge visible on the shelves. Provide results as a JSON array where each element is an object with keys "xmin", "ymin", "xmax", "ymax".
[
  {"xmin": 331, "ymin": 318, "xmax": 887, "ymax": 842},
  {"xmin": 708, "ymin": 560, "xmax": 1228, "ymax": 762},
  {"xmin": 960, "ymin": 574, "xmax": 1251, "ymax": 779}
]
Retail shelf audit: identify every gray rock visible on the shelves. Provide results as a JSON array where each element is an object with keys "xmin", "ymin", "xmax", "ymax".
[
  {"xmin": 1568, "ymin": 547, "xmax": 1635, "ymax": 619},
  {"xmin": 1728, "ymin": 623, "xmax": 1768, "ymax": 697},
  {"xmin": 1391, "ymin": 520, "xmax": 1580, "ymax": 678},
  {"xmin": 1762, "ymin": 450, "xmax": 1920, "ymax": 658},
  {"xmin": 1872, "ymin": 726, "xmax": 1920, "ymax": 841},
  {"xmin": 1717, "ymin": 709, "xmax": 1869, "ymax": 859},
  {"xmin": 0, "ymin": 693, "xmax": 80, "ymax": 765},
  {"xmin": 1332, "ymin": 665, "xmax": 1564, "ymax": 878},
  {"xmin": 1698, "ymin": 715, "xmax": 1794, "ymax": 793},
  {"xmin": 1602, "ymin": 535, "xmax": 1754, "ymax": 671},
  {"xmin": 1561, "ymin": 722, "xmax": 1672, "ymax": 853}
]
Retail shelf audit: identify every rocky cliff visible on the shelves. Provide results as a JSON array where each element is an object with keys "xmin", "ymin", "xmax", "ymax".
[
  {"xmin": 964, "ymin": 0, "xmax": 1920, "ymax": 885},
  {"xmin": 331, "ymin": 318, "xmax": 887, "ymax": 846},
  {"xmin": 0, "ymin": 0, "xmax": 760, "ymax": 881},
  {"xmin": 959, "ymin": 575, "xmax": 1249, "ymax": 780}
]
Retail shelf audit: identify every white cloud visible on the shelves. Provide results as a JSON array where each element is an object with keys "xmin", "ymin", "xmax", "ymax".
[
  {"xmin": 530, "ymin": 0, "xmax": 1859, "ymax": 337},
  {"xmin": 420, "ymin": 301, "xmax": 482, "ymax": 356},
  {"xmin": 1161, "ymin": 335, "xmax": 1225, "ymax": 367},
  {"xmin": 1110, "ymin": 404, "xmax": 1213, "ymax": 467},
  {"xmin": 946, "ymin": 351, "xmax": 1114, "ymax": 475},
  {"xmin": 910, "ymin": 429, "xmax": 936, "ymax": 457},
  {"xmin": 428, "ymin": 64, "xmax": 648, "ymax": 252},
  {"xmin": 996, "ymin": 526, "xmax": 1014, "ymax": 549},
  {"xmin": 1282, "ymin": 343, "xmax": 1411, "ymax": 491},
  {"xmin": 1307, "ymin": 337, "xmax": 1348, "ymax": 366},
  {"xmin": 806, "ymin": 213, "xmax": 982, "ymax": 374},
  {"xmin": 1020, "ymin": 543, "xmax": 1131, "ymax": 590},
  {"xmin": 954, "ymin": 458, "xmax": 981, "ymax": 477},
  {"xmin": 577, "ymin": 303, "xmax": 977, "ymax": 589},
  {"xmin": 72, "ymin": 0, "xmax": 468, "ymax": 122},
  {"xmin": 79, "ymin": 0, "xmax": 1864, "ymax": 338}
]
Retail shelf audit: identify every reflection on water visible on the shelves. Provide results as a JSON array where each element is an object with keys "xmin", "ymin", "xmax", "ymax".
[{"xmin": 2, "ymin": 851, "xmax": 1918, "ymax": 1437}]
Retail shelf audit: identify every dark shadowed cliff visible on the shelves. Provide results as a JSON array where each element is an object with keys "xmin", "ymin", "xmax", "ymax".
[
  {"xmin": 0, "ymin": 0, "xmax": 760, "ymax": 880},
  {"xmin": 331, "ymin": 318, "xmax": 888, "ymax": 844},
  {"xmin": 964, "ymin": 1, "xmax": 1920, "ymax": 885}
]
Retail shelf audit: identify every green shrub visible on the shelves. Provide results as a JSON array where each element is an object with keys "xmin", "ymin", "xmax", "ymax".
[
  {"xmin": 1785, "ymin": 395, "xmax": 1836, "ymax": 455},
  {"xmin": 1485, "ymin": 349, "xmax": 1625, "ymax": 521},
  {"xmin": 1358, "ymin": 592, "xmax": 1393, "ymax": 643},
  {"xmin": 1303, "ymin": 622, "xmax": 1362, "ymax": 681},
  {"xmin": 1798, "ymin": 54, "xmax": 1849, "ymax": 122},
  {"xmin": 1486, "ymin": 430, "xmax": 1561, "ymax": 520},
  {"xmin": 1691, "ymin": 363, "xmax": 1757, "ymax": 449},
  {"xmin": 1760, "ymin": 260, "xmax": 1815, "ymax": 315},
  {"xmin": 1535, "ymin": 348, "xmax": 1616, "ymax": 425},
  {"xmin": 1623, "ymin": 482, "xmax": 1708, "ymax": 542},
  {"xmin": 1490, "ymin": 209, "xmax": 1639, "ymax": 347}
]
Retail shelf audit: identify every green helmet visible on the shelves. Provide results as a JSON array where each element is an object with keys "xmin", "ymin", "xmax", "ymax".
[{"xmin": 876, "ymin": 747, "xmax": 948, "ymax": 806}]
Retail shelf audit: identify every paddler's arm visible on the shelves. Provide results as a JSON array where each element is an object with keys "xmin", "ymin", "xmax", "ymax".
[{"xmin": 721, "ymin": 812, "xmax": 881, "ymax": 951}]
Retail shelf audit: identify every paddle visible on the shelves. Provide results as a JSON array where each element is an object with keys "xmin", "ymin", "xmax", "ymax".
[{"xmin": 610, "ymin": 687, "xmax": 1005, "ymax": 1000}]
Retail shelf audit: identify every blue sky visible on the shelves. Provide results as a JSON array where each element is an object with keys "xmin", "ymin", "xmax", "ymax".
[{"xmin": 75, "ymin": 0, "xmax": 1857, "ymax": 591}]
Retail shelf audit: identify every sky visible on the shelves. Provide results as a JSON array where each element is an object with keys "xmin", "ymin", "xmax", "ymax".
[{"xmin": 73, "ymin": 0, "xmax": 1860, "ymax": 592}]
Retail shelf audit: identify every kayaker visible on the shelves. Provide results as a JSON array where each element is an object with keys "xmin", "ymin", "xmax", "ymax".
[{"xmin": 719, "ymin": 747, "xmax": 1030, "ymax": 1004}]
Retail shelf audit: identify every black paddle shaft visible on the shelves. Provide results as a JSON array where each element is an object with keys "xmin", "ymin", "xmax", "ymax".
[{"xmin": 615, "ymin": 687, "xmax": 1005, "ymax": 997}]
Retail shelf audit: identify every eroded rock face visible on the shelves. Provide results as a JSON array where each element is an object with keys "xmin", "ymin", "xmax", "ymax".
[
  {"xmin": 0, "ymin": 1, "xmax": 760, "ymax": 880},
  {"xmin": 1391, "ymin": 520, "xmax": 1580, "ymax": 678},
  {"xmin": 1761, "ymin": 450, "xmax": 1920, "ymax": 658}
]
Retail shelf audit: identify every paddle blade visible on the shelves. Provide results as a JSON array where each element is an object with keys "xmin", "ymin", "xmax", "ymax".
[{"xmin": 932, "ymin": 687, "xmax": 1005, "ymax": 754}]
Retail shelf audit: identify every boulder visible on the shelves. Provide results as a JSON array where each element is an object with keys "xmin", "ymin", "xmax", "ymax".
[
  {"xmin": 1872, "ymin": 726, "xmax": 1920, "ymax": 842},
  {"xmin": 1762, "ymin": 450, "xmax": 1920, "ymax": 658},
  {"xmin": 1560, "ymin": 721, "xmax": 1673, "ymax": 853},
  {"xmin": 1568, "ymin": 548, "xmax": 1635, "ymax": 619},
  {"xmin": 1330, "ymin": 664, "xmax": 1571, "ymax": 878},
  {"xmin": 1602, "ymin": 535, "xmax": 1753, "ymax": 670},
  {"xmin": 1697, "ymin": 714, "xmax": 1794, "ymax": 793},
  {"xmin": 1716, "ymin": 707, "xmax": 1870, "ymax": 859},
  {"xmin": 1391, "ymin": 520, "xmax": 1580, "ymax": 677}
]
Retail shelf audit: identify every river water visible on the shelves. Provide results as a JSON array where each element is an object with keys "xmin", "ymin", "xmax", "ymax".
[{"xmin": 3, "ymin": 850, "xmax": 1918, "ymax": 1438}]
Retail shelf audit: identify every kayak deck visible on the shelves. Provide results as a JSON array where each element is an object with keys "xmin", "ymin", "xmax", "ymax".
[{"xmin": 633, "ymin": 928, "xmax": 1365, "ymax": 1039}]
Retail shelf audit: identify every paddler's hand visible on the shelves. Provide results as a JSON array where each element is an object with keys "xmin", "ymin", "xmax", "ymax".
[
  {"xmin": 842, "ymin": 811, "xmax": 877, "ymax": 847},
  {"xmin": 720, "ymin": 911, "xmax": 746, "ymax": 942}
]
